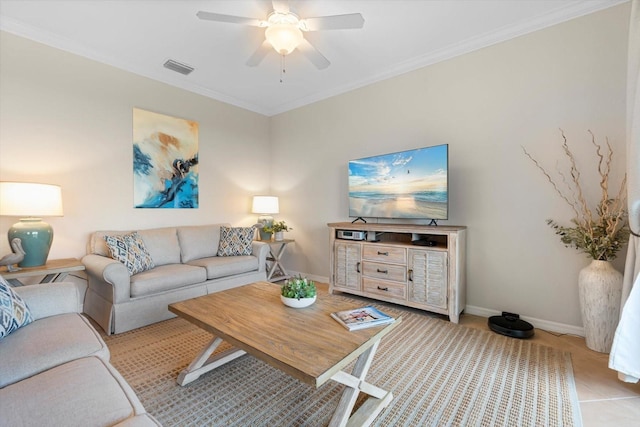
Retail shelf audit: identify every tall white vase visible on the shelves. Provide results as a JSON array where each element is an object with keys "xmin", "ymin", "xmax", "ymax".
[{"xmin": 578, "ymin": 260, "xmax": 623, "ymax": 353}]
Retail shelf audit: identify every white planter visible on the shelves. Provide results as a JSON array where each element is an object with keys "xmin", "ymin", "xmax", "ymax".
[
  {"xmin": 274, "ymin": 231, "xmax": 284, "ymax": 241},
  {"xmin": 281, "ymin": 295, "xmax": 316, "ymax": 308},
  {"xmin": 578, "ymin": 260, "xmax": 623, "ymax": 353}
]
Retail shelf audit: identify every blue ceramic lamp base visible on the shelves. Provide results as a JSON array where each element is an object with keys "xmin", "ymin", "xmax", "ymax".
[
  {"xmin": 258, "ymin": 215, "xmax": 274, "ymax": 241},
  {"xmin": 8, "ymin": 218, "xmax": 53, "ymax": 267}
]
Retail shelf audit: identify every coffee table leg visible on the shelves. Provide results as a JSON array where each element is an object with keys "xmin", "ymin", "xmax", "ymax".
[
  {"xmin": 177, "ymin": 336, "xmax": 246, "ymax": 386},
  {"xmin": 328, "ymin": 340, "xmax": 393, "ymax": 427}
]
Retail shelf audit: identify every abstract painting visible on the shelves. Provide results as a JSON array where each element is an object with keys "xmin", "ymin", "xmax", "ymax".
[{"xmin": 133, "ymin": 108, "xmax": 199, "ymax": 208}]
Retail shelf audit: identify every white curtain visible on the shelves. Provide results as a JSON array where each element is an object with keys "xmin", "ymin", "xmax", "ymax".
[{"xmin": 609, "ymin": 0, "xmax": 640, "ymax": 383}]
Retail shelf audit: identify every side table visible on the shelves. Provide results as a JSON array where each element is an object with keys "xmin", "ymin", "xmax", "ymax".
[
  {"xmin": 0, "ymin": 258, "xmax": 85, "ymax": 286},
  {"xmin": 265, "ymin": 239, "xmax": 294, "ymax": 281}
]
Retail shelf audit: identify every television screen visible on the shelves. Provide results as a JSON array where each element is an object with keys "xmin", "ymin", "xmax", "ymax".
[{"xmin": 348, "ymin": 144, "xmax": 448, "ymax": 220}]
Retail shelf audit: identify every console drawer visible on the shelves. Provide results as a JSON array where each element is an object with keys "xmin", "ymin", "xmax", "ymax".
[
  {"xmin": 362, "ymin": 245, "xmax": 406, "ymax": 263},
  {"xmin": 363, "ymin": 278, "xmax": 407, "ymax": 299},
  {"xmin": 361, "ymin": 261, "xmax": 406, "ymax": 282}
]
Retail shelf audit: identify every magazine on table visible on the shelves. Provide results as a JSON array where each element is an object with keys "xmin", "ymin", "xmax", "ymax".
[{"xmin": 331, "ymin": 306, "xmax": 395, "ymax": 331}]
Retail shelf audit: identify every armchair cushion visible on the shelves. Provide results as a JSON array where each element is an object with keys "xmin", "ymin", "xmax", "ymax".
[
  {"xmin": 0, "ymin": 356, "xmax": 147, "ymax": 427},
  {"xmin": 105, "ymin": 232, "xmax": 155, "ymax": 275},
  {"xmin": 0, "ymin": 276, "xmax": 33, "ymax": 339},
  {"xmin": 217, "ymin": 226, "xmax": 256, "ymax": 256},
  {"xmin": 0, "ymin": 312, "xmax": 109, "ymax": 387}
]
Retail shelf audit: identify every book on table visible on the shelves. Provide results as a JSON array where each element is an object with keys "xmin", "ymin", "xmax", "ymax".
[{"xmin": 331, "ymin": 306, "xmax": 395, "ymax": 331}]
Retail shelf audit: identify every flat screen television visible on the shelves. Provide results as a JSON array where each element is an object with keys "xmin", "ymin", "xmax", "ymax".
[{"xmin": 348, "ymin": 144, "xmax": 448, "ymax": 221}]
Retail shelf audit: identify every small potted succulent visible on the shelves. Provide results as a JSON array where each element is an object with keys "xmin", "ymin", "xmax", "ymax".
[
  {"xmin": 280, "ymin": 275, "xmax": 317, "ymax": 308},
  {"xmin": 263, "ymin": 220, "xmax": 291, "ymax": 241}
]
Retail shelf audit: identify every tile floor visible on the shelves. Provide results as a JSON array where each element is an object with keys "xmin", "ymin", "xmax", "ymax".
[{"xmin": 459, "ymin": 314, "xmax": 640, "ymax": 427}]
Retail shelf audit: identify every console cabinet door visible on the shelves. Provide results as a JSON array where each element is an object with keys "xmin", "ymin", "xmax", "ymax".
[
  {"xmin": 334, "ymin": 242, "xmax": 362, "ymax": 291},
  {"xmin": 408, "ymin": 249, "xmax": 448, "ymax": 309}
]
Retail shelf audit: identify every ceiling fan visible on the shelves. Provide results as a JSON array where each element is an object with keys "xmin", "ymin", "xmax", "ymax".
[{"xmin": 196, "ymin": 0, "xmax": 365, "ymax": 70}]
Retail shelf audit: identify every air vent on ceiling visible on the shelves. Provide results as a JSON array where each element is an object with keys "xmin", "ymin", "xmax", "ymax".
[{"xmin": 163, "ymin": 59, "xmax": 194, "ymax": 75}]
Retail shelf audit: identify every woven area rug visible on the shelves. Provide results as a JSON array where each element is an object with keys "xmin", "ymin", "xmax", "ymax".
[{"xmin": 104, "ymin": 307, "xmax": 582, "ymax": 427}]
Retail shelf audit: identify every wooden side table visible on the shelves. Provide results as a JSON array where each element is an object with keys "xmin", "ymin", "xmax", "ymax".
[
  {"xmin": 0, "ymin": 258, "xmax": 85, "ymax": 286},
  {"xmin": 265, "ymin": 239, "xmax": 294, "ymax": 281}
]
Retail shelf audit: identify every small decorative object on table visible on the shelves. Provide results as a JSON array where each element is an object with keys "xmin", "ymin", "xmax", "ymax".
[
  {"xmin": 264, "ymin": 220, "xmax": 291, "ymax": 241},
  {"xmin": 523, "ymin": 130, "xmax": 629, "ymax": 353},
  {"xmin": 280, "ymin": 275, "xmax": 316, "ymax": 308},
  {"xmin": 0, "ymin": 238, "xmax": 26, "ymax": 272}
]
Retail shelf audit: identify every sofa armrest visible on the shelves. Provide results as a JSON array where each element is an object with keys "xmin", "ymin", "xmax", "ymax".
[
  {"xmin": 82, "ymin": 254, "xmax": 131, "ymax": 304},
  {"xmin": 14, "ymin": 282, "xmax": 86, "ymax": 320},
  {"xmin": 252, "ymin": 241, "xmax": 269, "ymax": 273}
]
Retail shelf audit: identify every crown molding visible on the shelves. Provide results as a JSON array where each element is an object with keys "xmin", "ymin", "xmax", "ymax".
[
  {"xmin": 267, "ymin": 0, "xmax": 629, "ymax": 116},
  {"xmin": 0, "ymin": 15, "xmax": 271, "ymax": 116},
  {"xmin": 1, "ymin": 0, "xmax": 628, "ymax": 117}
]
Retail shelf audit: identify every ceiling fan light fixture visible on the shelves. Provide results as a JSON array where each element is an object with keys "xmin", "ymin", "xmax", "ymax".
[
  {"xmin": 197, "ymin": 7, "xmax": 364, "ymax": 69},
  {"xmin": 265, "ymin": 23, "xmax": 303, "ymax": 55},
  {"xmin": 263, "ymin": 12, "xmax": 304, "ymax": 55}
]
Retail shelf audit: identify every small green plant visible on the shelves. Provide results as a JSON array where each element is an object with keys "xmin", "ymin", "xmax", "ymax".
[
  {"xmin": 281, "ymin": 275, "xmax": 316, "ymax": 300},
  {"xmin": 263, "ymin": 220, "xmax": 291, "ymax": 234}
]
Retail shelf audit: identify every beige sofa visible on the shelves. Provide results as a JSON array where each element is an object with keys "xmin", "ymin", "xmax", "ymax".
[
  {"xmin": 82, "ymin": 224, "xmax": 269, "ymax": 335},
  {"xmin": 0, "ymin": 281, "xmax": 160, "ymax": 427}
]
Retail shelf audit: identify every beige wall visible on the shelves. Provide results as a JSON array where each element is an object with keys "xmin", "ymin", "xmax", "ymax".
[
  {"xmin": 0, "ymin": 3, "xmax": 630, "ymax": 332},
  {"xmin": 0, "ymin": 32, "xmax": 271, "ymax": 260},
  {"xmin": 270, "ymin": 4, "xmax": 630, "ymax": 331}
]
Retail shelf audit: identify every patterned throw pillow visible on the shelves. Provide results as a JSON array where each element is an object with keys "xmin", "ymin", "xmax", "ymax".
[
  {"xmin": 104, "ymin": 232, "xmax": 155, "ymax": 275},
  {"xmin": 0, "ymin": 275, "xmax": 33, "ymax": 339},
  {"xmin": 217, "ymin": 226, "xmax": 255, "ymax": 256}
]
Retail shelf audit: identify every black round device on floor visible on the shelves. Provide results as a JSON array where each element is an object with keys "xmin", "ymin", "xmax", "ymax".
[{"xmin": 488, "ymin": 312, "xmax": 534, "ymax": 339}]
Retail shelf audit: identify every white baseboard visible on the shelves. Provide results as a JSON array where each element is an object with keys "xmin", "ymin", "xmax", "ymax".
[
  {"xmin": 289, "ymin": 272, "xmax": 585, "ymax": 337},
  {"xmin": 464, "ymin": 305, "xmax": 585, "ymax": 337}
]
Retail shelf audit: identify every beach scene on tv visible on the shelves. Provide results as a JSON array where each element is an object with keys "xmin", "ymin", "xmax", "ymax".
[{"xmin": 349, "ymin": 145, "xmax": 448, "ymax": 220}]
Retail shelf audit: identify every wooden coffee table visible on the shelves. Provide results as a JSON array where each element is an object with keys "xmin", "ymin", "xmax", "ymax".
[{"xmin": 168, "ymin": 281, "xmax": 401, "ymax": 427}]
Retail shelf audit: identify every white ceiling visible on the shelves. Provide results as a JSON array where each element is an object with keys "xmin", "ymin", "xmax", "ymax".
[{"xmin": 0, "ymin": 0, "xmax": 626, "ymax": 116}]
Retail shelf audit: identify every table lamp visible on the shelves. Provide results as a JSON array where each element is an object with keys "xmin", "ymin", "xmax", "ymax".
[
  {"xmin": 0, "ymin": 182, "xmax": 64, "ymax": 267},
  {"xmin": 252, "ymin": 196, "xmax": 279, "ymax": 241}
]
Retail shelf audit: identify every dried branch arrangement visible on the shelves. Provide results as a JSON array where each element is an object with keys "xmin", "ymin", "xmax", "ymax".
[{"xmin": 523, "ymin": 130, "xmax": 629, "ymax": 261}]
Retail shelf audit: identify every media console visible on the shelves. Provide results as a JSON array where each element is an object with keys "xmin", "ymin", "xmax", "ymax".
[{"xmin": 328, "ymin": 222, "xmax": 467, "ymax": 323}]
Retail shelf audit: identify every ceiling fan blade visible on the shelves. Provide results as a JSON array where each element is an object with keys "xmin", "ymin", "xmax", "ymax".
[
  {"xmin": 271, "ymin": 0, "xmax": 290, "ymax": 14},
  {"xmin": 302, "ymin": 13, "xmax": 365, "ymax": 31},
  {"xmin": 297, "ymin": 38, "xmax": 330, "ymax": 70},
  {"xmin": 196, "ymin": 11, "xmax": 261, "ymax": 27},
  {"xmin": 246, "ymin": 40, "xmax": 273, "ymax": 67}
]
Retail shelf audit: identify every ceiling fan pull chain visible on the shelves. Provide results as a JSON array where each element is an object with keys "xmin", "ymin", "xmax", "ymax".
[{"xmin": 280, "ymin": 54, "xmax": 286, "ymax": 83}]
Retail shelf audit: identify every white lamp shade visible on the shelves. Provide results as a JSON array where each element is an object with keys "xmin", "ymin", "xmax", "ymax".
[
  {"xmin": 0, "ymin": 182, "xmax": 64, "ymax": 217},
  {"xmin": 252, "ymin": 196, "xmax": 279, "ymax": 214}
]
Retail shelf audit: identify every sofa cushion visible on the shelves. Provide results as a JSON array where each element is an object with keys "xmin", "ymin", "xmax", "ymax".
[
  {"xmin": 130, "ymin": 264, "xmax": 207, "ymax": 298},
  {"xmin": 90, "ymin": 228, "xmax": 181, "ymax": 266},
  {"xmin": 0, "ymin": 312, "xmax": 109, "ymax": 387},
  {"xmin": 0, "ymin": 356, "xmax": 147, "ymax": 427},
  {"xmin": 217, "ymin": 226, "xmax": 256, "ymax": 256},
  {"xmin": 188, "ymin": 255, "xmax": 259, "ymax": 280},
  {"xmin": 105, "ymin": 232, "xmax": 155, "ymax": 275},
  {"xmin": 0, "ymin": 276, "xmax": 33, "ymax": 339},
  {"xmin": 138, "ymin": 227, "xmax": 181, "ymax": 266},
  {"xmin": 178, "ymin": 224, "xmax": 226, "ymax": 263}
]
